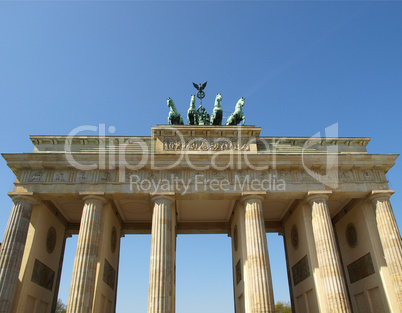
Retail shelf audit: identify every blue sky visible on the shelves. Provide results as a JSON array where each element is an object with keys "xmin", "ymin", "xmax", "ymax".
[{"xmin": 0, "ymin": 1, "xmax": 401, "ymax": 312}]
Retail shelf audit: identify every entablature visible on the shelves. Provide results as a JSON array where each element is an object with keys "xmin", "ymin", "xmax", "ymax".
[{"xmin": 28, "ymin": 125, "xmax": 371, "ymax": 155}]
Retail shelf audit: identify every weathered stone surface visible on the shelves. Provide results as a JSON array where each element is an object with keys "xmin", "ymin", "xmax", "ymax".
[
  {"xmin": 0, "ymin": 196, "xmax": 35, "ymax": 313},
  {"xmin": 308, "ymin": 191, "xmax": 352, "ymax": 313},
  {"xmin": 243, "ymin": 194, "xmax": 275, "ymax": 313},
  {"xmin": 1, "ymin": 126, "xmax": 401, "ymax": 313},
  {"xmin": 66, "ymin": 195, "xmax": 106, "ymax": 313},
  {"xmin": 370, "ymin": 191, "xmax": 402, "ymax": 310},
  {"xmin": 148, "ymin": 194, "xmax": 176, "ymax": 313}
]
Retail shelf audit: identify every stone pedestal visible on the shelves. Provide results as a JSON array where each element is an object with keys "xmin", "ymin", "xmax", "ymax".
[
  {"xmin": 0, "ymin": 196, "xmax": 35, "ymax": 313},
  {"xmin": 307, "ymin": 191, "xmax": 351, "ymax": 313},
  {"xmin": 243, "ymin": 194, "xmax": 275, "ymax": 313},
  {"xmin": 148, "ymin": 194, "xmax": 176, "ymax": 313},
  {"xmin": 369, "ymin": 190, "xmax": 402, "ymax": 309},
  {"xmin": 67, "ymin": 195, "xmax": 106, "ymax": 313}
]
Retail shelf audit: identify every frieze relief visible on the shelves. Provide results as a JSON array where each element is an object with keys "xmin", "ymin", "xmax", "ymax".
[
  {"xmin": 99, "ymin": 171, "xmax": 112, "ymax": 182},
  {"xmin": 340, "ymin": 170, "xmax": 353, "ymax": 182},
  {"xmin": 29, "ymin": 170, "xmax": 45, "ymax": 182},
  {"xmin": 363, "ymin": 170, "xmax": 375, "ymax": 181},
  {"xmin": 76, "ymin": 170, "xmax": 92, "ymax": 183},
  {"xmin": 125, "ymin": 170, "xmax": 137, "ymax": 182},
  {"xmin": 353, "ymin": 170, "xmax": 363, "ymax": 182},
  {"xmin": 210, "ymin": 170, "xmax": 228, "ymax": 181},
  {"xmin": 20, "ymin": 168, "xmax": 389, "ymax": 187},
  {"xmin": 163, "ymin": 137, "xmax": 251, "ymax": 151},
  {"xmin": 300, "ymin": 170, "xmax": 314, "ymax": 182},
  {"xmin": 146, "ymin": 171, "xmax": 160, "ymax": 182},
  {"xmin": 279, "ymin": 170, "xmax": 290, "ymax": 181},
  {"xmin": 54, "ymin": 171, "xmax": 68, "ymax": 182},
  {"xmin": 168, "ymin": 170, "xmax": 182, "ymax": 180},
  {"xmin": 235, "ymin": 170, "xmax": 249, "ymax": 181},
  {"xmin": 189, "ymin": 171, "xmax": 204, "ymax": 183}
]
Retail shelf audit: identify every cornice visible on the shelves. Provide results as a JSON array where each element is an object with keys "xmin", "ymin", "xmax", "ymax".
[{"xmin": 2, "ymin": 152, "xmax": 398, "ymax": 173}]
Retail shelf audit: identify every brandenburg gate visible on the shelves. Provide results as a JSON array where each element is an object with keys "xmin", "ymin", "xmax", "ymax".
[{"xmin": 0, "ymin": 124, "xmax": 401, "ymax": 313}]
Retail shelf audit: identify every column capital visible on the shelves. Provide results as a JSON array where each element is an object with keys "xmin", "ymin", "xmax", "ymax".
[
  {"xmin": 151, "ymin": 192, "xmax": 175, "ymax": 204},
  {"xmin": 80, "ymin": 193, "xmax": 107, "ymax": 204},
  {"xmin": 8, "ymin": 192, "xmax": 38, "ymax": 205},
  {"xmin": 241, "ymin": 192, "xmax": 266, "ymax": 203},
  {"xmin": 305, "ymin": 190, "xmax": 332, "ymax": 203},
  {"xmin": 369, "ymin": 190, "xmax": 395, "ymax": 202}
]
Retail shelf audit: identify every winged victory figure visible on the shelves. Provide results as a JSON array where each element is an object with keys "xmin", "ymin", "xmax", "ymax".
[{"xmin": 193, "ymin": 81, "xmax": 207, "ymax": 91}]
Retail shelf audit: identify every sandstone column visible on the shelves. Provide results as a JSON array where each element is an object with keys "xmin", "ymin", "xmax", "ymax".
[
  {"xmin": 307, "ymin": 191, "xmax": 351, "ymax": 313},
  {"xmin": 243, "ymin": 194, "xmax": 275, "ymax": 313},
  {"xmin": 0, "ymin": 195, "xmax": 36, "ymax": 313},
  {"xmin": 67, "ymin": 195, "xmax": 106, "ymax": 313},
  {"xmin": 369, "ymin": 190, "xmax": 402, "ymax": 308},
  {"xmin": 148, "ymin": 194, "xmax": 176, "ymax": 313}
]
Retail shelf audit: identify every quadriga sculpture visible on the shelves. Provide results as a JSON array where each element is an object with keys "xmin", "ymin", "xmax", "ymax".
[
  {"xmin": 167, "ymin": 97, "xmax": 184, "ymax": 125},
  {"xmin": 226, "ymin": 97, "xmax": 245, "ymax": 125},
  {"xmin": 211, "ymin": 93, "xmax": 223, "ymax": 125},
  {"xmin": 187, "ymin": 95, "xmax": 199, "ymax": 125}
]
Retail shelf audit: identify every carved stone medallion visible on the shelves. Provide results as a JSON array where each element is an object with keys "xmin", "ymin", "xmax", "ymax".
[
  {"xmin": 46, "ymin": 227, "xmax": 57, "ymax": 254},
  {"xmin": 291, "ymin": 225, "xmax": 299, "ymax": 249},
  {"xmin": 111, "ymin": 227, "xmax": 117, "ymax": 253},
  {"xmin": 346, "ymin": 223, "xmax": 357, "ymax": 248},
  {"xmin": 233, "ymin": 225, "xmax": 238, "ymax": 251}
]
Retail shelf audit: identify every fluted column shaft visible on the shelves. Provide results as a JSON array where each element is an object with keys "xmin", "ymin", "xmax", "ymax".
[
  {"xmin": 0, "ymin": 196, "xmax": 35, "ymax": 313},
  {"xmin": 307, "ymin": 192, "xmax": 351, "ymax": 313},
  {"xmin": 67, "ymin": 195, "xmax": 106, "ymax": 313},
  {"xmin": 148, "ymin": 195, "xmax": 176, "ymax": 313},
  {"xmin": 243, "ymin": 195, "xmax": 275, "ymax": 313},
  {"xmin": 370, "ymin": 191, "xmax": 402, "ymax": 309}
]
